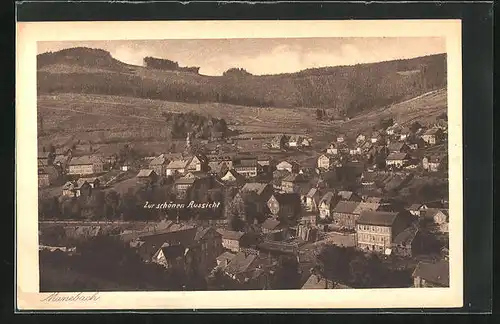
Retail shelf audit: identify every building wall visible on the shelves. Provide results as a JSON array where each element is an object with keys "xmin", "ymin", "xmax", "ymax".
[
  {"xmin": 356, "ymin": 224, "xmax": 392, "ymax": 252},
  {"xmin": 235, "ymin": 167, "xmax": 257, "ymax": 178},
  {"xmin": 38, "ymin": 175, "xmax": 50, "ymax": 188},
  {"xmin": 68, "ymin": 164, "xmax": 94, "ymax": 175},
  {"xmin": 332, "ymin": 212, "xmax": 358, "ymax": 229},
  {"xmin": 317, "ymin": 157, "xmax": 330, "ymax": 169},
  {"xmin": 222, "ymin": 238, "xmax": 240, "ymax": 252}
]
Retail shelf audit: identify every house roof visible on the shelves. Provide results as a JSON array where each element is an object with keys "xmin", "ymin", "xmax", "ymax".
[
  {"xmin": 319, "ymin": 192, "xmax": 336, "ymax": 206},
  {"xmin": 423, "ymin": 128, "xmax": 440, "ymax": 135},
  {"xmin": 62, "ymin": 181, "xmax": 76, "ymax": 190},
  {"xmin": 289, "ymin": 135, "xmax": 302, "ymax": 142},
  {"xmin": 76, "ymin": 177, "xmax": 99, "ymax": 188},
  {"xmin": 333, "ymin": 201, "xmax": 360, "ymax": 214},
  {"xmin": 257, "ymin": 240, "xmax": 299, "ymax": 254},
  {"xmin": 194, "ymin": 227, "xmax": 219, "ymax": 241},
  {"xmin": 137, "ymin": 169, "xmax": 155, "ymax": 178},
  {"xmin": 216, "ymin": 251, "xmax": 236, "ymax": 262},
  {"xmin": 233, "ymin": 157, "xmax": 258, "ymax": 167},
  {"xmin": 167, "ymin": 159, "xmax": 189, "ymax": 169},
  {"xmin": 68, "ymin": 155, "xmax": 104, "ymax": 166},
  {"xmin": 365, "ymin": 196, "xmax": 382, "ymax": 204},
  {"xmin": 306, "ymin": 187, "xmax": 319, "ymax": 198},
  {"xmin": 53, "ymin": 155, "xmax": 69, "ymax": 164},
  {"xmin": 409, "ymin": 203, "xmax": 424, "ymax": 211},
  {"xmin": 273, "ymin": 169, "xmax": 292, "ymax": 179},
  {"xmin": 270, "ymin": 193, "xmax": 301, "ymax": 206},
  {"xmin": 357, "ymin": 211, "xmax": 399, "ymax": 226},
  {"xmin": 261, "ymin": 218, "xmax": 282, "ymax": 231},
  {"xmin": 155, "ymin": 244, "xmax": 185, "ymax": 260},
  {"xmin": 386, "ymin": 152, "xmax": 409, "ymax": 161},
  {"xmin": 175, "ymin": 175, "xmax": 197, "ymax": 185},
  {"xmin": 388, "ymin": 142, "xmax": 406, "ymax": 152},
  {"xmin": 224, "ymin": 252, "xmax": 258, "ymax": 276},
  {"xmin": 149, "ymin": 154, "xmax": 168, "ymax": 166},
  {"xmin": 422, "ymin": 208, "xmax": 448, "ymax": 220},
  {"xmin": 282, "ymin": 173, "xmax": 307, "ymax": 183},
  {"xmin": 277, "ymin": 160, "xmax": 298, "ymax": 167},
  {"xmin": 222, "ymin": 169, "xmax": 245, "ymax": 181},
  {"xmin": 393, "ymin": 226, "xmax": 419, "ymax": 245},
  {"xmin": 216, "ymin": 229, "xmax": 245, "ymax": 241},
  {"xmin": 412, "ymin": 260, "xmax": 449, "ymax": 286},
  {"xmin": 241, "ymin": 182, "xmax": 269, "ymax": 196},
  {"xmin": 352, "ymin": 202, "xmax": 380, "ymax": 215},
  {"xmin": 337, "ymin": 190, "xmax": 354, "ymax": 200},
  {"xmin": 301, "ymin": 274, "xmax": 335, "ymax": 289}
]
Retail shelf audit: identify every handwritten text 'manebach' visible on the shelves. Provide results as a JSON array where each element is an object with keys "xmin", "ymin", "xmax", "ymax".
[
  {"xmin": 143, "ymin": 201, "xmax": 221, "ymax": 209},
  {"xmin": 41, "ymin": 292, "xmax": 100, "ymax": 302}
]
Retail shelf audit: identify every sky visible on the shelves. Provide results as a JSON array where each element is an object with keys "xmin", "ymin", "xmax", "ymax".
[{"xmin": 38, "ymin": 37, "xmax": 446, "ymax": 76}]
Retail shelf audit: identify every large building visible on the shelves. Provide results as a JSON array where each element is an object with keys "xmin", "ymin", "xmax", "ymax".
[
  {"xmin": 355, "ymin": 210, "xmax": 415, "ymax": 253},
  {"xmin": 67, "ymin": 155, "xmax": 105, "ymax": 175}
]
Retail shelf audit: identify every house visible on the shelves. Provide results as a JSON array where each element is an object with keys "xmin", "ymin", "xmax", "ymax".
[
  {"xmin": 38, "ymin": 166, "xmax": 60, "ymax": 188},
  {"xmin": 136, "ymin": 169, "xmax": 158, "ymax": 186},
  {"xmin": 385, "ymin": 152, "xmax": 410, "ymax": 168},
  {"xmin": 326, "ymin": 143, "xmax": 339, "ymax": 155},
  {"xmin": 270, "ymin": 134, "xmax": 288, "ymax": 150},
  {"xmin": 288, "ymin": 135, "xmax": 303, "ymax": 148},
  {"xmin": 276, "ymin": 160, "xmax": 300, "ymax": 173},
  {"xmin": 385, "ymin": 124, "xmax": 399, "ymax": 136},
  {"xmin": 281, "ymin": 173, "xmax": 308, "ymax": 194},
  {"xmin": 186, "ymin": 154, "xmax": 209, "ymax": 172},
  {"xmin": 349, "ymin": 146, "xmax": 362, "ymax": 156},
  {"xmin": 140, "ymin": 226, "xmax": 223, "ymax": 277},
  {"xmin": 261, "ymin": 218, "xmax": 289, "ymax": 241},
  {"xmin": 149, "ymin": 154, "xmax": 169, "ymax": 177},
  {"xmin": 412, "ymin": 260, "xmax": 449, "ymax": 288},
  {"xmin": 392, "ymin": 225, "xmax": 420, "ymax": 257},
  {"xmin": 76, "ymin": 177, "xmax": 100, "ymax": 191},
  {"xmin": 317, "ymin": 154, "xmax": 336, "ymax": 170},
  {"xmin": 408, "ymin": 204, "xmax": 428, "ymax": 217},
  {"xmin": 297, "ymin": 224, "xmax": 318, "ymax": 242},
  {"xmin": 301, "ymin": 274, "xmax": 350, "ymax": 289},
  {"xmin": 75, "ymin": 181, "xmax": 92, "ymax": 198},
  {"xmin": 67, "ymin": 155, "xmax": 105, "ymax": 175},
  {"xmin": 222, "ymin": 251, "xmax": 269, "ymax": 288},
  {"xmin": 304, "ymin": 187, "xmax": 321, "ymax": 212},
  {"xmin": 301, "ymin": 138, "xmax": 312, "ymax": 147},
  {"xmin": 421, "ymin": 208, "xmax": 448, "ymax": 225},
  {"xmin": 421, "ymin": 128, "xmax": 443, "ymax": 145},
  {"xmin": 216, "ymin": 251, "xmax": 236, "ymax": 268},
  {"xmin": 356, "ymin": 134, "xmax": 366, "ymax": 144},
  {"xmin": 370, "ymin": 131, "xmax": 382, "ymax": 144},
  {"xmin": 388, "ymin": 142, "xmax": 410, "ymax": 153},
  {"xmin": 232, "ymin": 156, "xmax": 258, "ymax": 178},
  {"xmin": 257, "ymin": 156, "xmax": 273, "ymax": 173},
  {"xmin": 240, "ymin": 182, "xmax": 273, "ymax": 201},
  {"xmin": 337, "ymin": 190, "xmax": 362, "ymax": 202},
  {"xmin": 216, "ymin": 229, "xmax": 245, "ymax": 252},
  {"xmin": 336, "ymin": 134, "xmax": 345, "ymax": 143},
  {"xmin": 220, "ymin": 169, "xmax": 246, "ymax": 185},
  {"xmin": 53, "ymin": 154, "xmax": 70, "ymax": 170},
  {"xmin": 211, "ymin": 131, "xmax": 224, "ymax": 141},
  {"xmin": 267, "ymin": 193, "xmax": 302, "ymax": 223},
  {"xmin": 166, "ymin": 159, "xmax": 189, "ymax": 176},
  {"xmin": 331, "ymin": 201, "xmax": 360, "ymax": 229},
  {"xmin": 423, "ymin": 155, "xmax": 445, "ymax": 172},
  {"xmin": 62, "ymin": 181, "xmax": 77, "ymax": 197},
  {"xmin": 332, "ymin": 201, "xmax": 380, "ymax": 229},
  {"xmin": 318, "ymin": 191, "xmax": 339, "ymax": 220},
  {"xmin": 173, "ymin": 172, "xmax": 212, "ymax": 200},
  {"xmin": 399, "ymin": 127, "xmax": 411, "ymax": 141},
  {"xmin": 355, "ymin": 210, "xmax": 415, "ymax": 253}
]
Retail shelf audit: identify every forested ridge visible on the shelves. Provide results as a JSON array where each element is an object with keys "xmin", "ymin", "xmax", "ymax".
[{"xmin": 37, "ymin": 47, "xmax": 447, "ymax": 116}]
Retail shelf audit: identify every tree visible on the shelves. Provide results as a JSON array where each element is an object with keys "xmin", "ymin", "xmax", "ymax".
[
  {"xmin": 315, "ymin": 245, "xmax": 352, "ymax": 287},
  {"xmin": 104, "ymin": 190, "xmax": 120, "ymax": 219},
  {"xmin": 315, "ymin": 109, "xmax": 324, "ymax": 120},
  {"xmin": 271, "ymin": 255, "xmax": 301, "ymax": 289}
]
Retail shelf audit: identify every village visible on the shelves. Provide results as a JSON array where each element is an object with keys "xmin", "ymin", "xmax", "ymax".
[{"xmin": 38, "ymin": 113, "xmax": 450, "ymax": 291}]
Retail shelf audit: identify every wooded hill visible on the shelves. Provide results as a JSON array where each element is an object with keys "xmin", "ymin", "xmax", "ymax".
[{"xmin": 37, "ymin": 47, "xmax": 447, "ymax": 116}]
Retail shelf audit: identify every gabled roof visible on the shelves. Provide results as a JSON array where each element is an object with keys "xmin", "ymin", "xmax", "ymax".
[
  {"xmin": 216, "ymin": 229, "xmax": 245, "ymax": 241},
  {"xmin": 261, "ymin": 218, "xmax": 282, "ymax": 230},
  {"xmin": 352, "ymin": 202, "xmax": 380, "ymax": 215},
  {"xmin": 221, "ymin": 169, "xmax": 245, "ymax": 181},
  {"xmin": 301, "ymin": 274, "xmax": 335, "ymax": 289},
  {"xmin": 332, "ymin": 201, "xmax": 360, "ymax": 214},
  {"xmin": 408, "ymin": 203, "xmax": 425, "ymax": 211},
  {"xmin": 216, "ymin": 251, "xmax": 236, "ymax": 262},
  {"xmin": 288, "ymin": 135, "xmax": 302, "ymax": 142},
  {"xmin": 423, "ymin": 128, "xmax": 441, "ymax": 135},
  {"xmin": 62, "ymin": 181, "xmax": 76, "ymax": 190},
  {"xmin": 241, "ymin": 182, "xmax": 269, "ymax": 196},
  {"xmin": 412, "ymin": 260, "xmax": 449, "ymax": 286},
  {"xmin": 422, "ymin": 208, "xmax": 448, "ymax": 220},
  {"xmin": 149, "ymin": 154, "xmax": 169, "ymax": 166},
  {"xmin": 194, "ymin": 227, "xmax": 219, "ymax": 241},
  {"xmin": 306, "ymin": 187, "xmax": 319, "ymax": 198},
  {"xmin": 319, "ymin": 192, "xmax": 336, "ymax": 206},
  {"xmin": 155, "ymin": 244, "xmax": 185, "ymax": 261},
  {"xmin": 270, "ymin": 193, "xmax": 301, "ymax": 206},
  {"xmin": 386, "ymin": 152, "xmax": 409, "ymax": 160},
  {"xmin": 224, "ymin": 252, "xmax": 258, "ymax": 276},
  {"xmin": 137, "ymin": 169, "xmax": 155, "ymax": 178},
  {"xmin": 388, "ymin": 142, "xmax": 406, "ymax": 152},
  {"xmin": 167, "ymin": 159, "xmax": 189, "ymax": 169},
  {"xmin": 68, "ymin": 155, "xmax": 104, "ymax": 166},
  {"xmin": 357, "ymin": 211, "xmax": 399, "ymax": 226},
  {"xmin": 282, "ymin": 173, "xmax": 307, "ymax": 183},
  {"xmin": 337, "ymin": 190, "xmax": 355, "ymax": 200},
  {"xmin": 393, "ymin": 226, "xmax": 419, "ymax": 245}
]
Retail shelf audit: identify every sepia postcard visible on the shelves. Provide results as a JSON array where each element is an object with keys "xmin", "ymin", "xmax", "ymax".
[{"xmin": 16, "ymin": 20, "xmax": 463, "ymax": 310}]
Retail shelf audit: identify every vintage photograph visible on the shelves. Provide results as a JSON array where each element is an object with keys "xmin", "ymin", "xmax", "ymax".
[{"xmin": 17, "ymin": 20, "xmax": 463, "ymax": 309}]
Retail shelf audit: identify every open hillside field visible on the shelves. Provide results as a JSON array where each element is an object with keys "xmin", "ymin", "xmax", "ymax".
[{"xmin": 37, "ymin": 88, "xmax": 447, "ymax": 156}]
